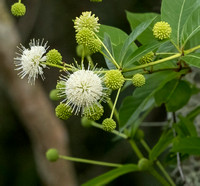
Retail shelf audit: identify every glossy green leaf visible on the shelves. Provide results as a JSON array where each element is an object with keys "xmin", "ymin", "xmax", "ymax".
[
  {"xmin": 181, "ymin": 7, "xmax": 200, "ymax": 47},
  {"xmin": 97, "ymin": 25, "xmax": 128, "ymax": 46},
  {"xmin": 149, "ymin": 130, "xmax": 174, "ymax": 160},
  {"xmin": 119, "ymin": 17, "xmax": 156, "ymax": 64},
  {"xmin": 155, "ymin": 80, "xmax": 191, "ymax": 112},
  {"xmin": 182, "ymin": 53, "xmax": 200, "ymax": 68},
  {"xmin": 82, "ymin": 164, "xmax": 139, "ymax": 186},
  {"xmin": 119, "ymin": 71, "xmax": 185, "ymax": 130},
  {"xmin": 172, "ymin": 137, "xmax": 200, "ymax": 155},
  {"xmin": 161, "ymin": 0, "xmax": 200, "ymax": 47},
  {"xmin": 126, "ymin": 11, "xmax": 160, "ymax": 44}
]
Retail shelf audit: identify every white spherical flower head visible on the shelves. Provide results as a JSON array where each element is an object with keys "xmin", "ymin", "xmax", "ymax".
[
  {"xmin": 63, "ymin": 69, "xmax": 105, "ymax": 114},
  {"xmin": 14, "ymin": 39, "xmax": 48, "ymax": 84}
]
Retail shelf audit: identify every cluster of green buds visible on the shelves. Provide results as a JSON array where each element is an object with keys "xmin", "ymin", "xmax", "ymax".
[
  {"xmin": 74, "ymin": 11, "xmax": 102, "ymax": 56},
  {"xmin": 11, "ymin": 1, "xmax": 26, "ymax": 17}
]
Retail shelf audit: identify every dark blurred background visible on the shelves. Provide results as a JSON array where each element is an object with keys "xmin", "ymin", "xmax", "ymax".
[{"xmin": 0, "ymin": 0, "xmax": 162, "ymax": 185}]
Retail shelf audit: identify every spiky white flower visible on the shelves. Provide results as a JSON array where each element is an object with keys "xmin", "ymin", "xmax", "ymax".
[
  {"xmin": 59, "ymin": 69, "xmax": 106, "ymax": 115},
  {"xmin": 14, "ymin": 39, "xmax": 49, "ymax": 84},
  {"xmin": 74, "ymin": 11, "xmax": 100, "ymax": 33}
]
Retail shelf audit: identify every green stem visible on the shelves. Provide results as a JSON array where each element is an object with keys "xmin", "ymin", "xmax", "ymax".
[
  {"xmin": 129, "ymin": 140, "xmax": 144, "ymax": 159},
  {"xmin": 170, "ymin": 39, "xmax": 181, "ymax": 53},
  {"xmin": 122, "ymin": 53, "xmax": 181, "ymax": 72},
  {"xmin": 19, "ymin": 0, "xmax": 21, "ymax": 3},
  {"xmin": 140, "ymin": 139, "xmax": 176, "ymax": 186},
  {"xmin": 59, "ymin": 155, "xmax": 122, "ymax": 167},
  {"xmin": 156, "ymin": 52, "xmax": 179, "ymax": 55},
  {"xmin": 107, "ymin": 99, "xmax": 119, "ymax": 122},
  {"xmin": 95, "ymin": 34, "xmax": 120, "ymax": 69},
  {"xmin": 44, "ymin": 62, "xmax": 72, "ymax": 71},
  {"xmin": 86, "ymin": 55, "xmax": 94, "ymax": 68},
  {"xmin": 110, "ymin": 88, "xmax": 121, "ymax": 119},
  {"xmin": 184, "ymin": 45, "xmax": 200, "ymax": 55},
  {"xmin": 150, "ymin": 168, "xmax": 170, "ymax": 186},
  {"xmin": 91, "ymin": 121, "xmax": 127, "ymax": 139}
]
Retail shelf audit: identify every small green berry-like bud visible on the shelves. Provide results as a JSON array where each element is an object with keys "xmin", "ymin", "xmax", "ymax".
[
  {"xmin": 76, "ymin": 28, "xmax": 95, "ymax": 46},
  {"xmin": 49, "ymin": 89, "xmax": 60, "ymax": 101},
  {"xmin": 138, "ymin": 158, "xmax": 152, "ymax": 170},
  {"xmin": 46, "ymin": 49, "xmax": 62, "ymax": 65},
  {"xmin": 132, "ymin": 74, "xmax": 145, "ymax": 87},
  {"xmin": 87, "ymin": 39, "xmax": 102, "ymax": 54},
  {"xmin": 81, "ymin": 117, "xmax": 93, "ymax": 128},
  {"xmin": 46, "ymin": 148, "xmax": 59, "ymax": 162},
  {"xmin": 84, "ymin": 104, "xmax": 104, "ymax": 121},
  {"xmin": 105, "ymin": 70, "xmax": 125, "ymax": 90},
  {"xmin": 76, "ymin": 45, "xmax": 91, "ymax": 57},
  {"xmin": 139, "ymin": 52, "xmax": 154, "ymax": 64},
  {"xmin": 11, "ymin": 2, "xmax": 26, "ymax": 17},
  {"xmin": 134, "ymin": 129, "xmax": 144, "ymax": 141},
  {"xmin": 55, "ymin": 103, "xmax": 72, "ymax": 120},
  {"xmin": 152, "ymin": 21, "xmax": 172, "ymax": 40},
  {"xmin": 102, "ymin": 118, "xmax": 116, "ymax": 132}
]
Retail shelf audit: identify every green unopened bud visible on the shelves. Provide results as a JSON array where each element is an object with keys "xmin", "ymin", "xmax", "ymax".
[
  {"xmin": 76, "ymin": 28, "xmax": 95, "ymax": 46},
  {"xmin": 102, "ymin": 118, "xmax": 116, "ymax": 132},
  {"xmin": 105, "ymin": 70, "xmax": 125, "ymax": 90},
  {"xmin": 134, "ymin": 129, "xmax": 144, "ymax": 141},
  {"xmin": 46, "ymin": 49, "xmax": 62, "ymax": 65},
  {"xmin": 81, "ymin": 117, "xmax": 93, "ymax": 128},
  {"xmin": 11, "ymin": 2, "xmax": 26, "ymax": 17},
  {"xmin": 132, "ymin": 74, "xmax": 145, "ymax": 87},
  {"xmin": 138, "ymin": 158, "xmax": 152, "ymax": 170},
  {"xmin": 49, "ymin": 89, "xmax": 60, "ymax": 101},
  {"xmin": 152, "ymin": 21, "xmax": 172, "ymax": 40},
  {"xmin": 55, "ymin": 103, "xmax": 72, "ymax": 120},
  {"xmin": 139, "ymin": 52, "xmax": 154, "ymax": 64},
  {"xmin": 46, "ymin": 148, "xmax": 59, "ymax": 162},
  {"xmin": 87, "ymin": 39, "xmax": 101, "ymax": 54},
  {"xmin": 84, "ymin": 104, "xmax": 104, "ymax": 121}
]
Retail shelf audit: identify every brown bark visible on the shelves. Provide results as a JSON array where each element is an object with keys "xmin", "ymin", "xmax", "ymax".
[{"xmin": 0, "ymin": 1, "xmax": 77, "ymax": 186}]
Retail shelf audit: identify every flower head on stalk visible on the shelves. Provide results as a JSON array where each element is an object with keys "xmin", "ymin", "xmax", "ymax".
[
  {"xmin": 58, "ymin": 67, "xmax": 107, "ymax": 115},
  {"xmin": 14, "ymin": 39, "xmax": 49, "ymax": 84}
]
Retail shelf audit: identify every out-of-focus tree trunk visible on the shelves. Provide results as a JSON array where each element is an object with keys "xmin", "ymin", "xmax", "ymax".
[{"xmin": 0, "ymin": 1, "xmax": 77, "ymax": 186}]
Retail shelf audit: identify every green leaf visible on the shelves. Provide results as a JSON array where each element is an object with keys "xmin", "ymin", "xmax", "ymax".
[
  {"xmin": 126, "ymin": 11, "xmax": 161, "ymax": 45},
  {"xmin": 119, "ymin": 70, "xmax": 185, "ymax": 130},
  {"xmin": 182, "ymin": 53, "xmax": 200, "ymax": 68},
  {"xmin": 97, "ymin": 25, "xmax": 128, "ymax": 46},
  {"xmin": 186, "ymin": 106, "xmax": 200, "ymax": 121},
  {"xmin": 181, "ymin": 7, "xmax": 200, "ymax": 47},
  {"xmin": 155, "ymin": 80, "xmax": 191, "ymax": 112},
  {"xmin": 82, "ymin": 164, "xmax": 139, "ymax": 186},
  {"xmin": 102, "ymin": 33, "xmax": 116, "ymax": 69},
  {"xmin": 124, "ymin": 40, "xmax": 167, "ymax": 68},
  {"xmin": 149, "ymin": 130, "xmax": 174, "ymax": 160},
  {"xmin": 172, "ymin": 137, "xmax": 200, "ymax": 155},
  {"xmin": 161, "ymin": 0, "xmax": 200, "ymax": 47},
  {"xmin": 119, "ymin": 17, "xmax": 156, "ymax": 64},
  {"xmin": 175, "ymin": 116, "xmax": 198, "ymax": 137}
]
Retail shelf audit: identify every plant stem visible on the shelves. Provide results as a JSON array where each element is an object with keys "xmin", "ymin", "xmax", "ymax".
[
  {"xmin": 110, "ymin": 88, "xmax": 121, "ymax": 119},
  {"xmin": 129, "ymin": 140, "xmax": 144, "ymax": 159},
  {"xmin": 86, "ymin": 55, "xmax": 94, "ymax": 68},
  {"xmin": 122, "ymin": 53, "xmax": 181, "ymax": 72},
  {"xmin": 95, "ymin": 34, "xmax": 120, "ymax": 69},
  {"xmin": 107, "ymin": 99, "xmax": 119, "ymax": 122},
  {"xmin": 59, "ymin": 155, "xmax": 122, "ymax": 167},
  {"xmin": 184, "ymin": 45, "xmax": 200, "ymax": 55},
  {"xmin": 156, "ymin": 52, "xmax": 179, "ymax": 55},
  {"xmin": 140, "ymin": 139, "xmax": 176, "ymax": 186},
  {"xmin": 44, "ymin": 62, "xmax": 72, "ymax": 71}
]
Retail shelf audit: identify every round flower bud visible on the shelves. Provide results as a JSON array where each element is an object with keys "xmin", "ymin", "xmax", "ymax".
[
  {"xmin": 76, "ymin": 28, "xmax": 95, "ymax": 46},
  {"xmin": 138, "ymin": 158, "xmax": 152, "ymax": 170},
  {"xmin": 46, "ymin": 49, "xmax": 62, "ymax": 65},
  {"xmin": 46, "ymin": 148, "xmax": 59, "ymax": 162},
  {"xmin": 81, "ymin": 117, "xmax": 93, "ymax": 128},
  {"xmin": 87, "ymin": 39, "xmax": 102, "ymax": 54},
  {"xmin": 11, "ymin": 2, "xmax": 26, "ymax": 17},
  {"xmin": 76, "ymin": 45, "xmax": 91, "ymax": 57},
  {"xmin": 84, "ymin": 104, "xmax": 104, "ymax": 121},
  {"xmin": 139, "ymin": 52, "xmax": 154, "ymax": 64},
  {"xmin": 102, "ymin": 118, "xmax": 116, "ymax": 132},
  {"xmin": 55, "ymin": 103, "xmax": 72, "ymax": 120},
  {"xmin": 134, "ymin": 129, "xmax": 144, "ymax": 141},
  {"xmin": 105, "ymin": 70, "xmax": 125, "ymax": 90},
  {"xmin": 49, "ymin": 89, "xmax": 60, "ymax": 101},
  {"xmin": 132, "ymin": 74, "xmax": 145, "ymax": 87},
  {"xmin": 152, "ymin": 21, "xmax": 172, "ymax": 40}
]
